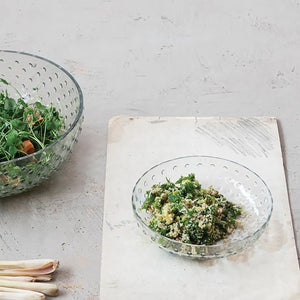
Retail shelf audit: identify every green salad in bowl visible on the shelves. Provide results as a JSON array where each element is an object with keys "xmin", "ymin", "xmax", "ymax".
[
  {"xmin": 0, "ymin": 78, "xmax": 64, "ymax": 163},
  {"xmin": 0, "ymin": 50, "xmax": 83, "ymax": 197}
]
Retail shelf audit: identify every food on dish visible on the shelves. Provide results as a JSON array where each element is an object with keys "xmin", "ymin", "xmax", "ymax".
[
  {"xmin": 0, "ymin": 79, "xmax": 65, "ymax": 187},
  {"xmin": 141, "ymin": 173, "xmax": 242, "ymax": 245},
  {"xmin": 0, "ymin": 78, "xmax": 64, "ymax": 163}
]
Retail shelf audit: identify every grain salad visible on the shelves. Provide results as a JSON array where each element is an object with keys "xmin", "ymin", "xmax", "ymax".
[{"xmin": 141, "ymin": 173, "xmax": 242, "ymax": 245}]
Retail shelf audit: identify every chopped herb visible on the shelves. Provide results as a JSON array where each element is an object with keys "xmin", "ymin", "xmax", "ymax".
[
  {"xmin": 0, "ymin": 79, "xmax": 65, "ymax": 189},
  {"xmin": 0, "ymin": 79, "xmax": 64, "ymax": 162},
  {"xmin": 141, "ymin": 173, "xmax": 243, "ymax": 245}
]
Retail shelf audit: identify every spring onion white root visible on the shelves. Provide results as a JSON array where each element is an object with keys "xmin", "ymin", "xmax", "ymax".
[
  {"xmin": 0, "ymin": 260, "xmax": 59, "ymax": 276},
  {"xmin": 0, "ymin": 287, "xmax": 45, "ymax": 299},
  {"xmin": 0, "ymin": 260, "xmax": 59, "ymax": 297},
  {"xmin": 0, "ymin": 275, "xmax": 52, "ymax": 282},
  {"xmin": 0, "ymin": 260, "xmax": 58, "ymax": 270},
  {"xmin": 0, "ymin": 279, "xmax": 58, "ymax": 296}
]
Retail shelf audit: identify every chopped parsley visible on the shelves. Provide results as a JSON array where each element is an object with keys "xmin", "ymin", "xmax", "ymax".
[{"xmin": 141, "ymin": 173, "xmax": 243, "ymax": 245}]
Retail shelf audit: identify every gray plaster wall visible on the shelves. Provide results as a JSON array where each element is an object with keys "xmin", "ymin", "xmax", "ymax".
[{"xmin": 0, "ymin": 1, "xmax": 299, "ymax": 299}]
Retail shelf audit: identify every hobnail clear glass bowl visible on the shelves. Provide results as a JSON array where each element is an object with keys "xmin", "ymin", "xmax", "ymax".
[
  {"xmin": 0, "ymin": 50, "xmax": 83, "ymax": 197},
  {"xmin": 132, "ymin": 156, "xmax": 273, "ymax": 259}
]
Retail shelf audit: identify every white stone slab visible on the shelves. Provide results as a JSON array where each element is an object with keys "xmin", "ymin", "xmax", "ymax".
[{"xmin": 100, "ymin": 116, "xmax": 300, "ymax": 300}]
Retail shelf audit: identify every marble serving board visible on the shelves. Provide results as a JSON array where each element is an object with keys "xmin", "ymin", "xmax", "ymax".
[{"xmin": 100, "ymin": 116, "xmax": 300, "ymax": 300}]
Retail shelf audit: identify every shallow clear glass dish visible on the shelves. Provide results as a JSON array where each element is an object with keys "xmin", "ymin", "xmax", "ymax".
[
  {"xmin": 0, "ymin": 50, "xmax": 83, "ymax": 197},
  {"xmin": 132, "ymin": 156, "xmax": 273, "ymax": 259}
]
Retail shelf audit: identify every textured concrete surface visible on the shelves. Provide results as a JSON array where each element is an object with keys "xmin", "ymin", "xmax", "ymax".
[{"xmin": 0, "ymin": 1, "xmax": 300, "ymax": 299}]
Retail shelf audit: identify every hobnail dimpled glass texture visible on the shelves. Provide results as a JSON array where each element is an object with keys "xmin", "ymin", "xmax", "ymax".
[
  {"xmin": 132, "ymin": 156, "xmax": 273, "ymax": 259},
  {"xmin": 0, "ymin": 50, "xmax": 83, "ymax": 197}
]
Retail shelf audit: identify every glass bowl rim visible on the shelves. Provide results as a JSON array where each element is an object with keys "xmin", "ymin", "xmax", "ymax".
[
  {"xmin": 132, "ymin": 155, "xmax": 273, "ymax": 250},
  {"xmin": 0, "ymin": 50, "xmax": 84, "ymax": 166}
]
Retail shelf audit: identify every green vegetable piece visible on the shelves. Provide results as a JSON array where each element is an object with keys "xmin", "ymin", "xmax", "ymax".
[
  {"xmin": 8, "ymin": 166, "xmax": 21, "ymax": 177},
  {"xmin": 169, "ymin": 192, "xmax": 179, "ymax": 203},
  {"xmin": 10, "ymin": 119, "xmax": 27, "ymax": 131},
  {"xmin": 0, "ymin": 78, "xmax": 9, "ymax": 85},
  {"xmin": 141, "ymin": 193, "xmax": 155, "ymax": 210},
  {"xmin": 4, "ymin": 98, "xmax": 17, "ymax": 111},
  {"xmin": 6, "ymin": 129, "xmax": 19, "ymax": 146},
  {"xmin": 8, "ymin": 145, "xmax": 18, "ymax": 156}
]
